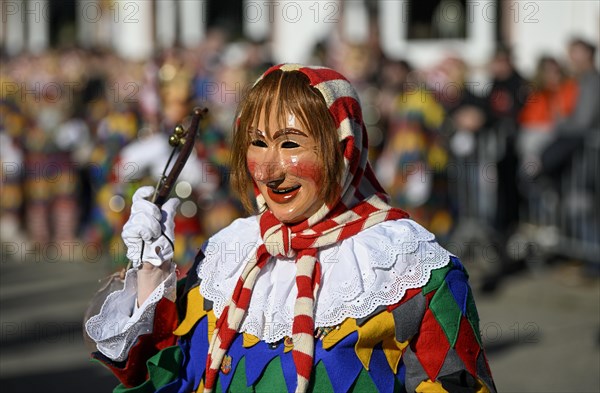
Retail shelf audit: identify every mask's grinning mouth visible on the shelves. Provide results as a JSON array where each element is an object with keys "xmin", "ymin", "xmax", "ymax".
[{"xmin": 271, "ymin": 185, "xmax": 301, "ymax": 194}]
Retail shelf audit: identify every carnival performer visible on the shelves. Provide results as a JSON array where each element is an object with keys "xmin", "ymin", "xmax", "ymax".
[{"xmin": 86, "ymin": 64, "xmax": 496, "ymax": 393}]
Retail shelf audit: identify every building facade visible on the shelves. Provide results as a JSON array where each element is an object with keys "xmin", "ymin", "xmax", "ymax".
[{"xmin": 1, "ymin": 0, "xmax": 598, "ymax": 76}]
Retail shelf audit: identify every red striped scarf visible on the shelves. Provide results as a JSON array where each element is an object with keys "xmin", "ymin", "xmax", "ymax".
[{"xmin": 204, "ymin": 64, "xmax": 409, "ymax": 392}]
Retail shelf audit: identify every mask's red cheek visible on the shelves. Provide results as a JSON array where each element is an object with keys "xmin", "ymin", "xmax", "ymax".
[
  {"xmin": 289, "ymin": 161, "xmax": 323, "ymax": 183},
  {"xmin": 247, "ymin": 159, "xmax": 258, "ymax": 177}
]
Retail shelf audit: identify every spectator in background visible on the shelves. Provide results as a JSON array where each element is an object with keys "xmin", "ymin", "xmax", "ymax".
[
  {"xmin": 487, "ymin": 46, "xmax": 529, "ymax": 129},
  {"xmin": 541, "ymin": 38, "xmax": 600, "ymax": 176},
  {"xmin": 557, "ymin": 38, "xmax": 600, "ymax": 133},
  {"xmin": 430, "ymin": 56, "xmax": 487, "ymax": 229},
  {"xmin": 375, "ymin": 57, "xmax": 413, "ymax": 138},
  {"xmin": 518, "ymin": 56, "xmax": 578, "ymax": 174},
  {"xmin": 429, "ymin": 55, "xmax": 527, "ymax": 290},
  {"xmin": 512, "ymin": 56, "xmax": 579, "ymax": 256},
  {"xmin": 535, "ymin": 38, "xmax": 600, "ymax": 278},
  {"xmin": 432, "ymin": 56, "xmax": 488, "ymax": 135},
  {"xmin": 485, "ymin": 46, "xmax": 529, "ymax": 240}
]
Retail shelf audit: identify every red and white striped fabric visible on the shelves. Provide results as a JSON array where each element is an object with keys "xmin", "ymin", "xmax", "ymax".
[{"xmin": 204, "ymin": 64, "xmax": 409, "ymax": 392}]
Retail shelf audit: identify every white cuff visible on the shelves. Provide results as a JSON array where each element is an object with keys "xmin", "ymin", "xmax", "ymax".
[{"xmin": 85, "ymin": 264, "xmax": 177, "ymax": 362}]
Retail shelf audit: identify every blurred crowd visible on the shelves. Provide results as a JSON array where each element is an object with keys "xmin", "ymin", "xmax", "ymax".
[{"xmin": 1, "ymin": 30, "xmax": 598, "ymax": 279}]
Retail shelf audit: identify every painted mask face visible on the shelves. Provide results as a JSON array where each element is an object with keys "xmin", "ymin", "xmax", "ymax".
[{"xmin": 246, "ymin": 109, "xmax": 324, "ymax": 224}]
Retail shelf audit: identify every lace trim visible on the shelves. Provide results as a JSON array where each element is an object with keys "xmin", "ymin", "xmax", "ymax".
[
  {"xmin": 198, "ymin": 217, "xmax": 262, "ymax": 319},
  {"xmin": 85, "ymin": 265, "xmax": 177, "ymax": 362},
  {"xmin": 197, "ymin": 217, "xmax": 451, "ymax": 343}
]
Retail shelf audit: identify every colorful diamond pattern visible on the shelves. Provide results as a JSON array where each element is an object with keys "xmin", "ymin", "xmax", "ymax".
[{"xmin": 96, "ymin": 258, "xmax": 495, "ymax": 393}]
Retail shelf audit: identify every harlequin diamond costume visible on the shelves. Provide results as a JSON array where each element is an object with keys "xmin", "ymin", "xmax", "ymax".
[{"xmin": 86, "ymin": 65, "xmax": 496, "ymax": 393}]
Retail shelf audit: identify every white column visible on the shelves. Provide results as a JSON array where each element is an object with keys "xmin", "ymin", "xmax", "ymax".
[
  {"xmin": 272, "ymin": 0, "xmax": 338, "ymax": 64},
  {"xmin": 243, "ymin": 0, "xmax": 270, "ymax": 41},
  {"xmin": 3, "ymin": 0, "xmax": 26, "ymax": 56},
  {"xmin": 0, "ymin": 0, "xmax": 4, "ymax": 47},
  {"xmin": 464, "ymin": 0, "xmax": 495, "ymax": 65},
  {"xmin": 179, "ymin": 0, "xmax": 206, "ymax": 48},
  {"xmin": 343, "ymin": 0, "xmax": 369, "ymax": 44},
  {"xmin": 27, "ymin": 0, "xmax": 49, "ymax": 54},
  {"xmin": 113, "ymin": 0, "xmax": 153, "ymax": 61},
  {"xmin": 77, "ymin": 0, "xmax": 98, "ymax": 48},
  {"xmin": 155, "ymin": 0, "xmax": 176, "ymax": 49}
]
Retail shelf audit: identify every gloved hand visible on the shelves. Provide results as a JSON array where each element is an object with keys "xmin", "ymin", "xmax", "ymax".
[{"xmin": 122, "ymin": 186, "xmax": 180, "ymax": 269}]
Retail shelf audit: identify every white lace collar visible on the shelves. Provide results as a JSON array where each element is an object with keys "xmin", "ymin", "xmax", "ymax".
[{"xmin": 197, "ymin": 216, "xmax": 451, "ymax": 343}]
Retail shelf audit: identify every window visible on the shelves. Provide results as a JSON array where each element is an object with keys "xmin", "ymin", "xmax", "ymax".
[
  {"xmin": 206, "ymin": 0, "xmax": 244, "ymax": 39},
  {"xmin": 49, "ymin": 0, "xmax": 77, "ymax": 47},
  {"xmin": 406, "ymin": 0, "xmax": 467, "ymax": 40}
]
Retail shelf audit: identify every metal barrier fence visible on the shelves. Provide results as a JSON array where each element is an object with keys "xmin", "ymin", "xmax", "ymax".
[
  {"xmin": 447, "ymin": 125, "xmax": 599, "ymax": 286},
  {"xmin": 533, "ymin": 131, "xmax": 600, "ymax": 264},
  {"xmin": 446, "ymin": 126, "xmax": 506, "ymax": 282}
]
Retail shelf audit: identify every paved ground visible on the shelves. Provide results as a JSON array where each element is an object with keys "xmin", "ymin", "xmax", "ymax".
[
  {"xmin": 0, "ymin": 242, "xmax": 118, "ymax": 392},
  {"xmin": 1, "ymin": 241, "xmax": 599, "ymax": 393},
  {"xmin": 475, "ymin": 262, "xmax": 600, "ymax": 393}
]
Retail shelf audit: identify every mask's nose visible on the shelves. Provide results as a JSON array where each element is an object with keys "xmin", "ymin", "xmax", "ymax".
[
  {"xmin": 266, "ymin": 177, "xmax": 285, "ymax": 189},
  {"xmin": 251, "ymin": 149, "xmax": 286, "ymax": 186}
]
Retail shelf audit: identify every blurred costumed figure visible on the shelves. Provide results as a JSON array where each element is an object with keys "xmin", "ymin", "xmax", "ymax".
[
  {"xmin": 85, "ymin": 102, "xmax": 141, "ymax": 265},
  {"xmin": 22, "ymin": 68, "xmax": 83, "ymax": 249},
  {"xmin": 376, "ymin": 61, "xmax": 451, "ymax": 240},
  {"xmin": 0, "ymin": 100, "xmax": 26, "ymax": 243}
]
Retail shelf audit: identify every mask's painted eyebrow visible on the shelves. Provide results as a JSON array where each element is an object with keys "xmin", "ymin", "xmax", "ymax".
[
  {"xmin": 272, "ymin": 128, "xmax": 308, "ymax": 139},
  {"xmin": 247, "ymin": 127, "xmax": 265, "ymax": 138}
]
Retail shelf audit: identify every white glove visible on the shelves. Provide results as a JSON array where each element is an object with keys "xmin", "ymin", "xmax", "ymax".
[{"xmin": 122, "ymin": 186, "xmax": 180, "ymax": 268}]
